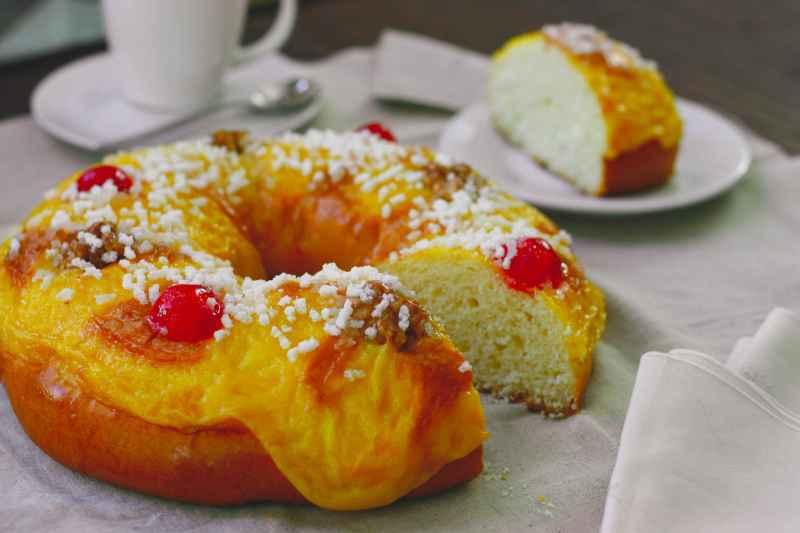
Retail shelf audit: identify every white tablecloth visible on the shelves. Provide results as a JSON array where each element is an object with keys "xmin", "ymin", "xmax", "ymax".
[{"xmin": 0, "ymin": 47, "xmax": 797, "ymax": 532}]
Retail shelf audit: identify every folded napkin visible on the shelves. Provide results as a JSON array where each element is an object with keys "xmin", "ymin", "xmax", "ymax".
[
  {"xmin": 372, "ymin": 29, "xmax": 488, "ymax": 111},
  {"xmin": 602, "ymin": 308, "xmax": 800, "ymax": 533}
]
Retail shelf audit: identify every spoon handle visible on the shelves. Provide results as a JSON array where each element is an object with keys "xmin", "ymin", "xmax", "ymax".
[{"xmin": 99, "ymin": 95, "xmax": 319, "ymax": 153}]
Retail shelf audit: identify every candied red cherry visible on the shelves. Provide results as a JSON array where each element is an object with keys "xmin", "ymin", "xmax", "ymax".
[
  {"xmin": 77, "ymin": 165, "xmax": 133, "ymax": 193},
  {"xmin": 147, "ymin": 284, "xmax": 224, "ymax": 342},
  {"xmin": 357, "ymin": 122, "xmax": 396, "ymax": 142},
  {"xmin": 498, "ymin": 237, "xmax": 565, "ymax": 291}
]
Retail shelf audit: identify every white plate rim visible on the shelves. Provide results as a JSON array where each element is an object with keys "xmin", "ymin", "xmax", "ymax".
[
  {"xmin": 30, "ymin": 52, "xmax": 322, "ymax": 153},
  {"xmin": 31, "ymin": 54, "xmax": 111, "ymax": 151},
  {"xmin": 438, "ymin": 98, "xmax": 752, "ymax": 216}
]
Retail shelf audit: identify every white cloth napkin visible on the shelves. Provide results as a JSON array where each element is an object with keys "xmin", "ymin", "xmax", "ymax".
[
  {"xmin": 602, "ymin": 308, "xmax": 800, "ymax": 533},
  {"xmin": 372, "ymin": 29, "xmax": 488, "ymax": 111}
]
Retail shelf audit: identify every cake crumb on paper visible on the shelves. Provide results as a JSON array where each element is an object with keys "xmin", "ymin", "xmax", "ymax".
[{"xmin": 534, "ymin": 495, "xmax": 557, "ymax": 517}]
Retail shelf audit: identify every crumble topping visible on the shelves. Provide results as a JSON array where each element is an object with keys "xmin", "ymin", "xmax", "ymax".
[
  {"xmin": 211, "ymin": 129, "xmax": 249, "ymax": 154},
  {"xmin": 420, "ymin": 161, "xmax": 486, "ymax": 200},
  {"xmin": 312, "ymin": 277, "xmax": 430, "ymax": 353},
  {"xmin": 68, "ymin": 222, "xmax": 127, "ymax": 269}
]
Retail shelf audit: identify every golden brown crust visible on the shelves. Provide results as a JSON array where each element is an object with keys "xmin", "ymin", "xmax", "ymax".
[
  {"xmin": 3, "ymin": 359, "xmax": 482, "ymax": 506},
  {"xmin": 601, "ymin": 139, "xmax": 679, "ymax": 196},
  {"xmin": 5, "ymin": 230, "xmax": 52, "ymax": 287},
  {"xmin": 566, "ymin": 339, "xmax": 595, "ymax": 415},
  {"xmin": 211, "ymin": 130, "xmax": 249, "ymax": 154},
  {"xmin": 523, "ymin": 139, "xmax": 676, "ymax": 198},
  {"xmin": 247, "ymin": 188, "xmax": 382, "ymax": 276},
  {"xmin": 89, "ymin": 300, "xmax": 211, "ymax": 364}
]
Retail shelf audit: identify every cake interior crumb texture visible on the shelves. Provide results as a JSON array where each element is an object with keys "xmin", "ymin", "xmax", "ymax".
[
  {"xmin": 489, "ymin": 36, "xmax": 607, "ymax": 194},
  {"xmin": 385, "ymin": 246, "xmax": 579, "ymax": 414}
]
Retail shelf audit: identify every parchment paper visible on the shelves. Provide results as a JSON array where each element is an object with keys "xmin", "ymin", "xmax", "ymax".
[{"xmin": 0, "ymin": 45, "xmax": 797, "ymax": 532}]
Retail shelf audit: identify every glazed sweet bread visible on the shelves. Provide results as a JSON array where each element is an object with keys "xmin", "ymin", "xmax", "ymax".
[
  {"xmin": 0, "ymin": 128, "xmax": 604, "ymax": 508},
  {"xmin": 489, "ymin": 22, "xmax": 683, "ymax": 196}
]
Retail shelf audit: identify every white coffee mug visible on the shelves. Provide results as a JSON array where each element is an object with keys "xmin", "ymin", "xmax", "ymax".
[{"xmin": 102, "ymin": 0, "xmax": 297, "ymax": 112}]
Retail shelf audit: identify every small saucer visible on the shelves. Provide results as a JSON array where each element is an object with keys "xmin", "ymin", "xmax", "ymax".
[
  {"xmin": 438, "ymin": 99, "xmax": 752, "ymax": 216},
  {"xmin": 31, "ymin": 52, "xmax": 322, "ymax": 152}
]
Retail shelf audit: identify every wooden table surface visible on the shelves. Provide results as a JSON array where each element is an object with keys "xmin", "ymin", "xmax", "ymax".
[{"xmin": 1, "ymin": 0, "xmax": 798, "ymax": 153}]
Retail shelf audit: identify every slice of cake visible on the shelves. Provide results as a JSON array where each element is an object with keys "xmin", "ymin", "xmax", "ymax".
[{"xmin": 488, "ymin": 22, "xmax": 683, "ymax": 196}]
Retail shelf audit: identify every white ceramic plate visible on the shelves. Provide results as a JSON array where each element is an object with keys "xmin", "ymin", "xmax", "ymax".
[
  {"xmin": 438, "ymin": 99, "xmax": 752, "ymax": 215},
  {"xmin": 31, "ymin": 53, "xmax": 322, "ymax": 152}
]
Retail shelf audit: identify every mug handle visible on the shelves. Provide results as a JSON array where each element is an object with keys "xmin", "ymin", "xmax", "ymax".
[{"xmin": 233, "ymin": 0, "xmax": 297, "ymax": 64}]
